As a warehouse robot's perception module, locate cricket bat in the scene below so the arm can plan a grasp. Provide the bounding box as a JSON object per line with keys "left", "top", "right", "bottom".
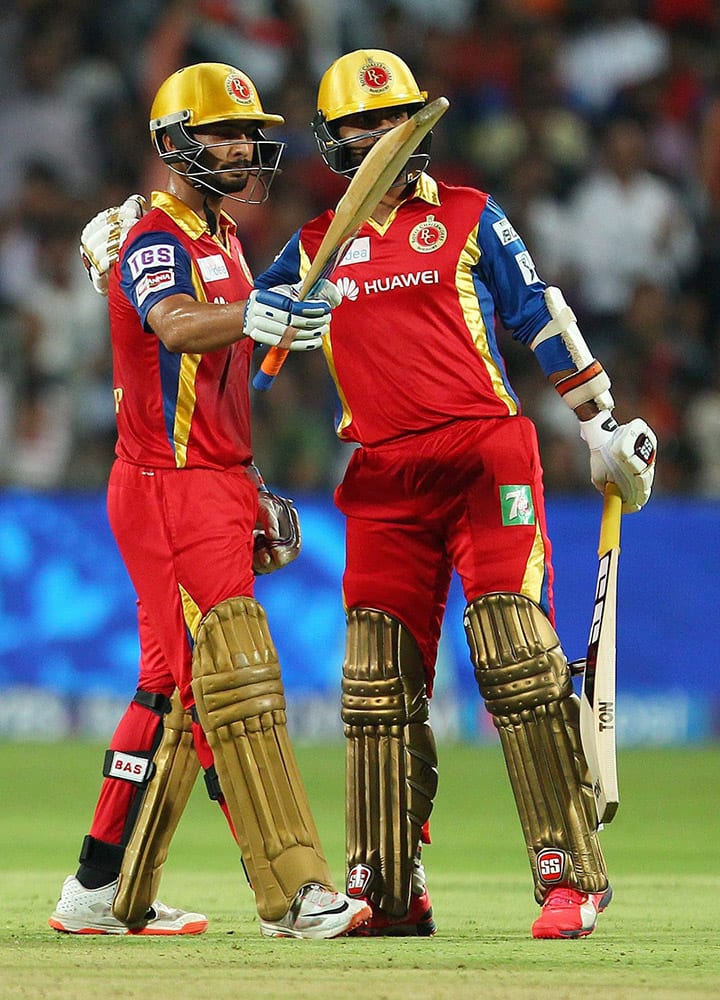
{"left": 580, "top": 482, "right": 623, "bottom": 826}
{"left": 253, "top": 95, "right": 450, "bottom": 391}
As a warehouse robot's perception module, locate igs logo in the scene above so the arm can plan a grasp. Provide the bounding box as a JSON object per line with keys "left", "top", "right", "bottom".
{"left": 537, "top": 848, "right": 567, "bottom": 885}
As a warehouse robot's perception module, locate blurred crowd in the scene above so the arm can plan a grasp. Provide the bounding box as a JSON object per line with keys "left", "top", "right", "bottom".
{"left": 1, "top": 0, "right": 720, "bottom": 498}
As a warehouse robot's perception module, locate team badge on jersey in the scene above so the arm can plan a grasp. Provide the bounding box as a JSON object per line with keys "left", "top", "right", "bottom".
{"left": 358, "top": 57, "right": 393, "bottom": 95}
{"left": 409, "top": 214, "right": 447, "bottom": 253}
{"left": 499, "top": 485, "right": 535, "bottom": 525}
{"left": 225, "top": 70, "right": 254, "bottom": 105}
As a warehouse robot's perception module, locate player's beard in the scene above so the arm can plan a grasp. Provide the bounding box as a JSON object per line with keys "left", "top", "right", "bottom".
{"left": 193, "top": 148, "right": 252, "bottom": 194}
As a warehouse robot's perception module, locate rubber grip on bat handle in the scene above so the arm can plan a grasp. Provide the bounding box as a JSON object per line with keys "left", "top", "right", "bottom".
{"left": 253, "top": 346, "right": 288, "bottom": 391}
{"left": 599, "top": 482, "right": 622, "bottom": 554}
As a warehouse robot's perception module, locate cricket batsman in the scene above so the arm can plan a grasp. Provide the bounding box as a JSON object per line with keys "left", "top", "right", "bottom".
{"left": 48, "top": 61, "right": 370, "bottom": 939}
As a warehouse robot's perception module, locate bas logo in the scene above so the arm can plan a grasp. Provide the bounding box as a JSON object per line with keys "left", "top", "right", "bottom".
{"left": 103, "top": 750, "right": 154, "bottom": 785}
{"left": 499, "top": 485, "right": 535, "bottom": 525}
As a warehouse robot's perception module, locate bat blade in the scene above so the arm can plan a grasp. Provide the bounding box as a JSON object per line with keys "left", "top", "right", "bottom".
{"left": 253, "top": 96, "right": 450, "bottom": 391}
{"left": 580, "top": 483, "right": 622, "bottom": 826}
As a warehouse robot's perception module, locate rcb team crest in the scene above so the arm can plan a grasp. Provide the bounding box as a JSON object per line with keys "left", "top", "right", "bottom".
{"left": 409, "top": 215, "right": 447, "bottom": 253}
{"left": 358, "top": 58, "right": 393, "bottom": 96}
{"left": 225, "top": 71, "right": 254, "bottom": 105}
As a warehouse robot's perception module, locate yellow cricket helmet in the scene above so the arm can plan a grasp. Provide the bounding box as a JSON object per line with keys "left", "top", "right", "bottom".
{"left": 313, "top": 50, "right": 429, "bottom": 177}
{"left": 317, "top": 50, "right": 427, "bottom": 124}
{"left": 149, "top": 63, "right": 286, "bottom": 204}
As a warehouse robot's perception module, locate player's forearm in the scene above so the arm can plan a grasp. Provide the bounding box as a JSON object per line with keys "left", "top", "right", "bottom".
{"left": 148, "top": 294, "right": 248, "bottom": 353}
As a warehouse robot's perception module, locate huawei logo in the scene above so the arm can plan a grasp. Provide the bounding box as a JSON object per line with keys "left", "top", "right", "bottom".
{"left": 335, "top": 276, "right": 359, "bottom": 300}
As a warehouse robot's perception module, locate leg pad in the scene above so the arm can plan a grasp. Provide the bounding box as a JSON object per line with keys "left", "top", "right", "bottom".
{"left": 465, "top": 593, "right": 608, "bottom": 900}
{"left": 192, "top": 596, "right": 332, "bottom": 920}
{"left": 342, "top": 608, "right": 438, "bottom": 917}
{"left": 113, "top": 691, "right": 200, "bottom": 926}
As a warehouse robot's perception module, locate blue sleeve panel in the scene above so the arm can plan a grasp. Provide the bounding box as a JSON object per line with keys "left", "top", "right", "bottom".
{"left": 475, "top": 196, "right": 575, "bottom": 376}
{"left": 119, "top": 232, "right": 195, "bottom": 328}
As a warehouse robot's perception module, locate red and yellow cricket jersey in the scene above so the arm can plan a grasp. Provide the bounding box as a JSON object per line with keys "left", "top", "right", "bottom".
{"left": 258, "top": 174, "right": 564, "bottom": 448}
{"left": 257, "top": 174, "right": 565, "bottom": 666}
{"left": 108, "top": 191, "right": 255, "bottom": 468}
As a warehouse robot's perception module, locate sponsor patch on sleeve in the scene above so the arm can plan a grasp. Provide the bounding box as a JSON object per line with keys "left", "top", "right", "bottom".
{"left": 492, "top": 217, "right": 520, "bottom": 245}
{"left": 514, "top": 250, "right": 540, "bottom": 285}
{"left": 127, "top": 243, "right": 176, "bottom": 279}
{"left": 135, "top": 269, "right": 175, "bottom": 306}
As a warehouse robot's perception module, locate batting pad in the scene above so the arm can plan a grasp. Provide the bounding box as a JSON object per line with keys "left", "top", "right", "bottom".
{"left": 342, "top": 608, "right": 438, "bottom": 917}
{"left": 465, "top": 593, "right": 608, "bottom": 901}
{"left": 192, "top": 596, "right": 332, "bottom": 920}
{"left": 113, "top": 691, "right": 200, "bottom": 926}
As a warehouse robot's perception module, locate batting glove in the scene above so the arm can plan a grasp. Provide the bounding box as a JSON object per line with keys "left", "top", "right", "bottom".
{"left": 79, "top": 194, "right": 146, "bottom": 294}
{"left": 580, "top": 412, "right": 657, "bottom": 513}
{"left": 247, "top": 465, "right": 301, "bottom": 573}
{"left": 243, "top": 280, "right": 341, "bottom": 350}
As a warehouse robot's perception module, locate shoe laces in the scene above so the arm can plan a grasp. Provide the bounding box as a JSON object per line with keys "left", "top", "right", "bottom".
{"left": 544, "top": 886, "right": 586, "bottom": 907}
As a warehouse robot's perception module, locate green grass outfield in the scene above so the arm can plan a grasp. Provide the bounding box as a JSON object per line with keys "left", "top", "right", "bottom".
{"left": 1, "top": 741, "right": 718, "bottom": 999}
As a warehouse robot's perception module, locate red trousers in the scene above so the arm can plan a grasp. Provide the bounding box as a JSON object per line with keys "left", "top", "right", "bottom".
{"left": 89, "top": 459, "right": 257, "bottom": 845}
{"left": 336, "top": 416, "right": 555, "bottom": 691}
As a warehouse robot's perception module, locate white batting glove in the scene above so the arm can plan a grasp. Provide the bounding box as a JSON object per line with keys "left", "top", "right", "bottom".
{"left": 247, "top": 465, "right": 301, "bottom": 573}
{"left": 580, "top": 412, "right": 657, "bottom": 513}
{"left": 79, "top": 194, "right": 146, "bottom": 294}
{"left": 304, "top": 278, "right": 342, "bottom": 308}
{"left": 243, "top": 280, "right": 341, "bottom": 350}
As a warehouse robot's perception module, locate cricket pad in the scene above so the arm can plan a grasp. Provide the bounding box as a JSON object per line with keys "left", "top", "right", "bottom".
{"left": 192, "top": 596, "right": 332, "bottom": 920}
{"left": 342, "top": 608, "right": 438, "bottom": 917}
{"left": 113, "top": 691, "right": 200, "bottom": 926}
{"left": 464, "top": 592, "right": 608, "bottom": 901}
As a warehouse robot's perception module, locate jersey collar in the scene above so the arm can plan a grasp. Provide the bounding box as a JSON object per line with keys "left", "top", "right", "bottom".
{"left": 151, "top": 191, "right": 238, "bottom": 241}
{"left": 412, "top": 172, "right": 441, "bottom": 206}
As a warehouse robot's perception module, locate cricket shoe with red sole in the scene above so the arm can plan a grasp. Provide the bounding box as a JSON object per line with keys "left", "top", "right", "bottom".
{"left": 349, "top": 889, "right": 437, "bottom": 937}
{"left": 49, "top": 876, "right": 208, "bottom": 935}
{"left": 531, "top": 884, "right": 613, "bottom": 939}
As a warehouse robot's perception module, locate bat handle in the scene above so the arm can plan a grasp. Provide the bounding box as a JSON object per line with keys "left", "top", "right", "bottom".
{"left": 253, "top": 346, "right": 288, "bottom": 391}
{"left": 599, "top": 483, "right": 622, "bottom": 555}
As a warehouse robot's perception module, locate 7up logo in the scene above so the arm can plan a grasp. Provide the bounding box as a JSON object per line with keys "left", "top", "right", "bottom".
{"left": 500, "top": 485, "right": 535, "bottom": 526}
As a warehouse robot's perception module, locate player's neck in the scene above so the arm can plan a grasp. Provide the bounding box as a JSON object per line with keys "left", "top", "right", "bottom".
{"left": 371, "top": 181, "right": 413, "bottom": 225}
{"left": 165, "top": 173, "right": 223, "bottom": 221}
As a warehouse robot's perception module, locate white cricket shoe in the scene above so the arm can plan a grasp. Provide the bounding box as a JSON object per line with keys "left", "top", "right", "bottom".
{"left": 259, "top": 883, "right": 371, "bottom": 939}
{"left": 48, "top": 875, "right": 208, "bottom": 935}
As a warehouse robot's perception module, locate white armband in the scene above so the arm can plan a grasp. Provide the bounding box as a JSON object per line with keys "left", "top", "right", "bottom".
{"left": 531, "top": 287, "right": 615, "bottom": 412}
